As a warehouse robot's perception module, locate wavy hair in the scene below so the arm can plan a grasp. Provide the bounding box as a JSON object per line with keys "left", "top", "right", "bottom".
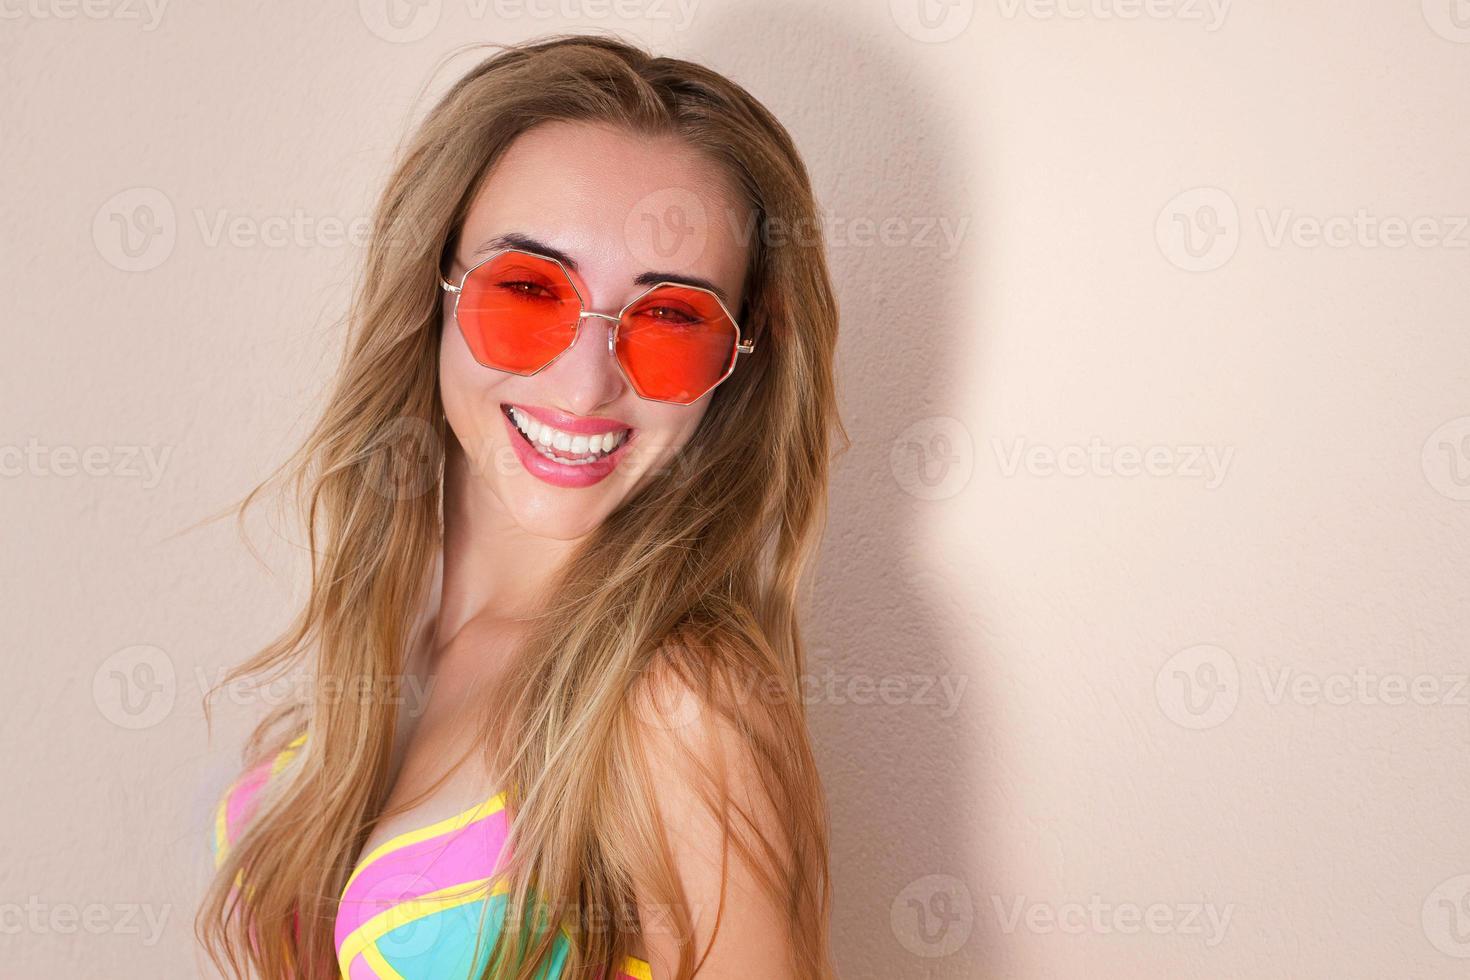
{"left": 194, "top": 32, "right": 847, "bottom": 980}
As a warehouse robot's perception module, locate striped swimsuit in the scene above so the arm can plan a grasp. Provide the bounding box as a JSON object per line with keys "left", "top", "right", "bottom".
{"left": 212, "top": 734, "right": 652, "bottom": 979}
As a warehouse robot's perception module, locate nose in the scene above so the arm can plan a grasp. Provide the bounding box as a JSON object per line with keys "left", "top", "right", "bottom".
{"left": 541, "top": 309, "right": 625, "bottom": 413}
{"left": 577, "top": 311, "right": 621, "bottom": 357}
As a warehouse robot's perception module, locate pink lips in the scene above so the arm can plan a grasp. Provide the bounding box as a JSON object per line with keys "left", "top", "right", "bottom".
{"left": 502, "top": 403, "right": 635, "bottom": 489}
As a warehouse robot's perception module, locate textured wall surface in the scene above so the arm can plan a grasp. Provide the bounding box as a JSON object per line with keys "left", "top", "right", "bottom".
{"left": 3, "top": 2, "right": 1469, "bottom": 977}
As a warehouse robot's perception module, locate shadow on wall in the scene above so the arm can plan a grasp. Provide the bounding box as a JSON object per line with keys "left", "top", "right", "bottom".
{"left": 684, "top": 7, "right": 987, "bottom": 978}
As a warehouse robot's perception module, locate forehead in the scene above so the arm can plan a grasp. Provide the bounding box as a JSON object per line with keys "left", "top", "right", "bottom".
{"left": 459, "top": 120, "right": 752, "bottom": 295}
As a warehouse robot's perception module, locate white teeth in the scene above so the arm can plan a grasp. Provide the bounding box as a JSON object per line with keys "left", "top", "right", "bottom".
{"left": 508, "top": 407, "right": 630, "bottom": 464}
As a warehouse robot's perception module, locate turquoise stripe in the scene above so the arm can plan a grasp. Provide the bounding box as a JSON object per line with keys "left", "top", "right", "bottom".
{"left": 373, "top": 893, "right": 572, "bottom": 980}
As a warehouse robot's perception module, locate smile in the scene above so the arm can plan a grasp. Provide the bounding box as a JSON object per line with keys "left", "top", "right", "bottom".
{"left": 503, "top": 405, "right": 632, "bottom": 465}
{"left": 498, "top": 403, "right": 638, "bottom": 490}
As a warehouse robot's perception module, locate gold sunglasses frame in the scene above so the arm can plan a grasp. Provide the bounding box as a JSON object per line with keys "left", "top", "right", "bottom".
{"left": 439, "top": 247, "right": 755, "bottom": 406}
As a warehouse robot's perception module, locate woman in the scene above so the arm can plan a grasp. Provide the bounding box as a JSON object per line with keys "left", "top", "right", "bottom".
{"left": 195, "top": 33, "right": 846, "bottom": 980}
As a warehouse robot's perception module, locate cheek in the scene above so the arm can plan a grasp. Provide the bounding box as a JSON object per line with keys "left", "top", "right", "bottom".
{"left": 642, "top": 402, "right": 710, "bottom": 468}
{"left": 438, "top": 314, "right": 505, "bottom": 443}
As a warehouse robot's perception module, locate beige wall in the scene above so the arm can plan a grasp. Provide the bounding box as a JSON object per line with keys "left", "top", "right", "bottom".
{"left": 4, "top": 1, "right": 1469, "bottom": 977}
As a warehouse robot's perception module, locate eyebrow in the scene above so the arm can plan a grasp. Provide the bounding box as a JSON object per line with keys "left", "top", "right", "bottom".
{"left": 471, "top": 232, "right": 733, "bottom": 305}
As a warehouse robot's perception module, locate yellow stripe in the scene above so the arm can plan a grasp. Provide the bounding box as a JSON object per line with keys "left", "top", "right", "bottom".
{"left": 359, "top": 942, "right": 409, "bottom": 980}
{"left": 271, "top": 744, "right": 302, "bottom": 775}
{"left": 245, "top": 732, "right": 651, "bottom": 979}
{"left": 212, "top": 794, "right": 230, "bottom": 868}
{"left": 213, "top": 739, "right": 302, "bottom": 872}
{"left": 337, "top": 877, "right": 507, "bottom": 971}
{"left": 551, "top": 923, "right": 652, "bottom": 980}
{"left": 343, "top": 883, "right": 654, "bottom": 979}
{"left": 620, "top": 954, "right": 654, "bottom": 980}
{"left": 341, "top": 792, "right": 507, "bottom": 897}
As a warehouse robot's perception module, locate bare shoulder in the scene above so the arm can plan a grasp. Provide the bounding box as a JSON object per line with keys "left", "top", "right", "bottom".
{"left": 627, "top": 639, "right": 798, "bottom": 793}
{"left": 625, "top": 641, "right": 816, "bottom": 979}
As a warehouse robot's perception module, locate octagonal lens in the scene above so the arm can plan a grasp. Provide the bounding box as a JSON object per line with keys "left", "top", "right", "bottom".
{"left": 456, "top": 251, "right": 581, "bottom": 374}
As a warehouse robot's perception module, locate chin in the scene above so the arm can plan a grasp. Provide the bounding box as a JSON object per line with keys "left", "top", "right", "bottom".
{"left": 500, "top": 485, "right": 616, "bottom": 541}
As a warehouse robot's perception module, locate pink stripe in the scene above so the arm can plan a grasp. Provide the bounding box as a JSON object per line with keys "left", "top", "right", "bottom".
{"left": 218, "top": 740, "right": 653, "bottom": 980}
{"left": 334, "top": 808, "right": 510, "bottom": 948}
{"left": 223, "top": 758, "right": 277, "bottom": 847}
{"left": 346, "top": 950, "right": 378, "bottom": 980}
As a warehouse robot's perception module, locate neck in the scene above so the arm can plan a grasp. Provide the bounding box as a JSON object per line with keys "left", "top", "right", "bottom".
{"left": 434, "top": 440, "right": 580, "bottom": 649}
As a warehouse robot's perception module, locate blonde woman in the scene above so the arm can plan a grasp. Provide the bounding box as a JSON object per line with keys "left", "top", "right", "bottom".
{"left": 196, "top": 33, "right": 846, "bottom": 980}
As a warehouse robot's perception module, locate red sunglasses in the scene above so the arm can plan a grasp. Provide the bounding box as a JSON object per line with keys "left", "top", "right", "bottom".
{"left": 440, "top": 248, "right": 754, "bottom": 406}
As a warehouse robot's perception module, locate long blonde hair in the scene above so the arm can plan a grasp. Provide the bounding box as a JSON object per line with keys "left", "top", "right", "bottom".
{"left": 195, "top": 32, "right": 847, "bottom": 980}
